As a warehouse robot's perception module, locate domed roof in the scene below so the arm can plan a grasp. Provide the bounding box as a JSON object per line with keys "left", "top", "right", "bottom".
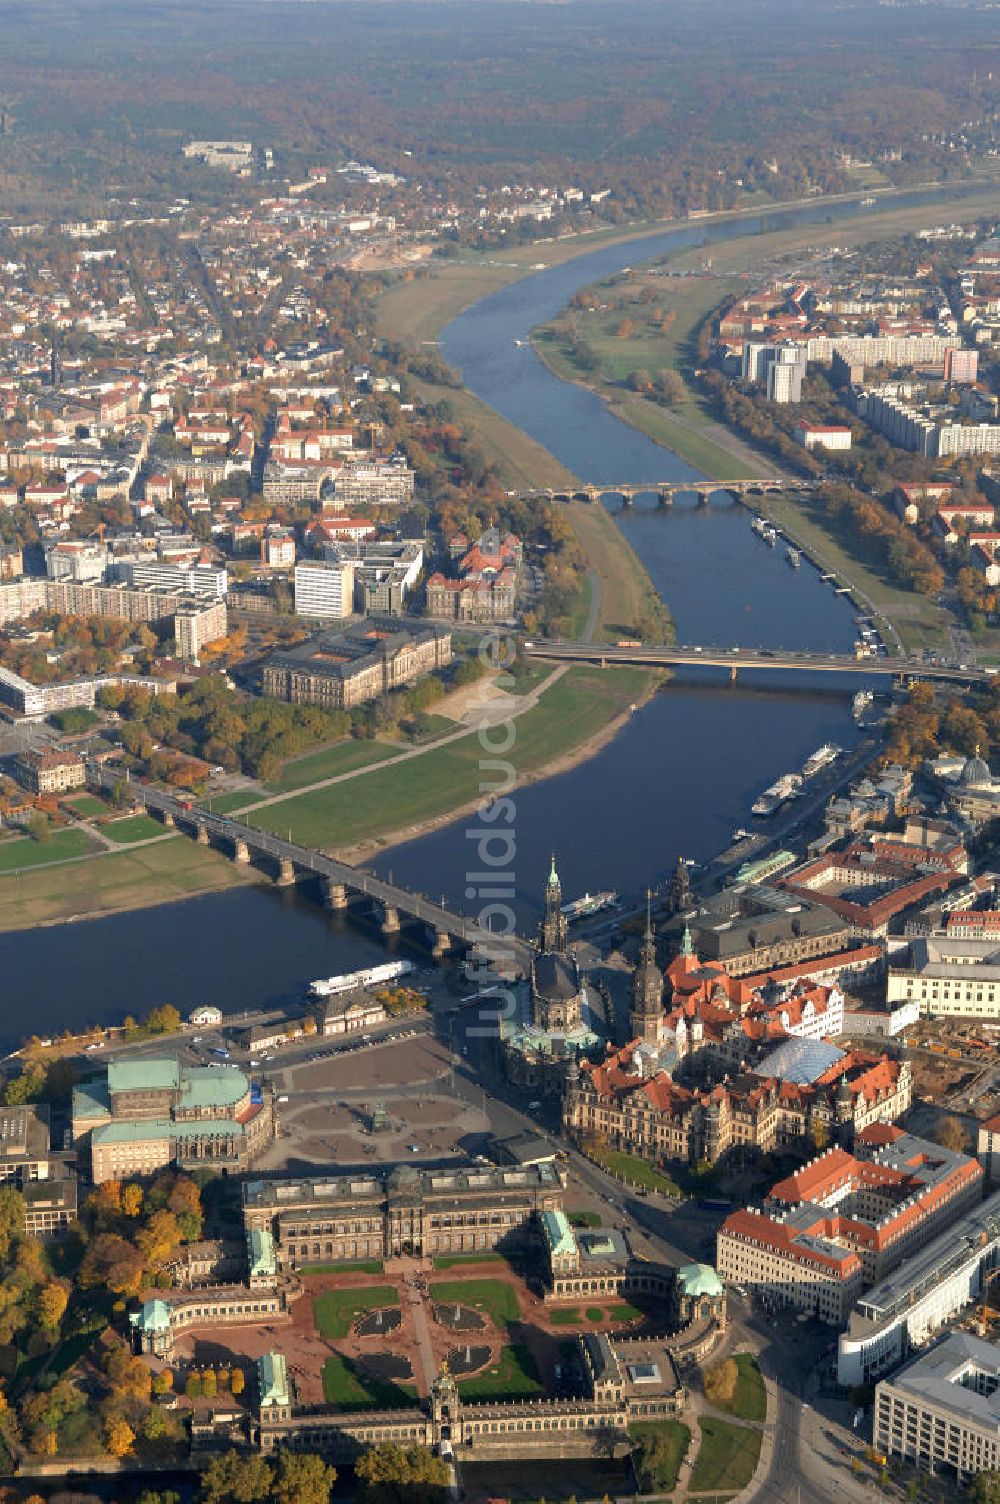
{"left": 960, "top": 750, "right": 992, "bottom": 787}
{"left": 677, "top": 1262, "right": 724, "bottom": 1299}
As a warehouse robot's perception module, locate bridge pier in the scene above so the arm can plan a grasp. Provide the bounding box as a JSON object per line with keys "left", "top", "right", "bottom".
{"left": 161, "top": 811, "right": 175, "bottom": 829}
{"left": 195, "top": 823, "right": 209, "bottom": 846}
{"left": 322, "top": 879, "right": 349, "bottom": 912}
{"left": 657, "top": 491, "right": 673, "bottom": 508}
{"left": 620, "top": 494, "right": 633, "bottom": 509}
{"left": 380, "top": 904, "right": 401, "bottom": 936}
{"left": 697, "top": 489, "right": 712, "bottom": 508}
{"left": 233, "top": 838, "right": 250, "bottom": 865}
{"left": 275, "top": 858, "right": 296, "bottom": 887}
{"left": 729, "top": 664, "right": 738, "bottom": 682}
{"left": 430, "top": 927, "right": 452, "bottom": 958}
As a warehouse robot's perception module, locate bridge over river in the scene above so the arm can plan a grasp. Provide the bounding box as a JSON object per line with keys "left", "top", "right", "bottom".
{"left": 86, "top": 765, "right": 529, "bottom": 974}
{"left": 512, "top": 477, "right": 813, "bottom": 507}
{"left": 524, "top": 639, "right": 991, "bottom": 685}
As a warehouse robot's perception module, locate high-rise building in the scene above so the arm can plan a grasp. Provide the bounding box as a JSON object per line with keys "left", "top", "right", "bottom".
{"left": 293, "top": 559, "right": 354, "bottom": 619}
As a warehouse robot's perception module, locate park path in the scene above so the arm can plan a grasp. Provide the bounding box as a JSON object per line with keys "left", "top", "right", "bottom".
{"left": 582, "top": 568, "right": 602, "bottom": 642}
{"left": 398, "top": 1261, "right": 439, "bottom": 1391}
{"left": 223, "top": 664, "right": 571, "bottom": 817}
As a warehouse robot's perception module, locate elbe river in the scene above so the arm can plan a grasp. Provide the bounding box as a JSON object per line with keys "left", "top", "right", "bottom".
{"left": 0, "top": 186, "right": 977, "bottom": 1043}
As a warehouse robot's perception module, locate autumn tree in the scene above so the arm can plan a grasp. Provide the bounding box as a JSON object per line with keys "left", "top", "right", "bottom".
{"left": 936, "top": 1115, "right": 968, "bottom": 1154}
{"left": 199, "top": 1449, "right": 275, "bottom": 1504}
{"left": 36, "top": 1283, "right": 68, "bottom": 1332}
{"left": 355, "top": 1443, "right": 451, "bottom": 1504}
{"left": 104, "top": 1416, "right": 135, "bottom": 1459}
{"left": 272, "top": 1452, "right": 337, "bottom": 1504}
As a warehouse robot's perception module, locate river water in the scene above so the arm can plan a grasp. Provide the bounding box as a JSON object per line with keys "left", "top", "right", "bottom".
{"left": 1, "top": 186, "right": 976, "bottom": 1042}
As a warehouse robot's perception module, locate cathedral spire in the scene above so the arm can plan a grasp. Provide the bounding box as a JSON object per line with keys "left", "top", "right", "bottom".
{"left": 631, "top": 889, "right": 664, "bottom": 1042}
{"left": 680, "top": 922, "right": 694, "bottom": 957}
{"left": 538, "top": 855, "right": 568, "bottom": 955}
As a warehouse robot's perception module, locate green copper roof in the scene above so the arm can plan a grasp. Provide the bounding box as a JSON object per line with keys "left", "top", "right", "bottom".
{"left": 541, "top": 1208, "right": 578, "bottom": 1261}
{"left": 92, "top": 1118, "right": 246, "bottom": 1145}
{"left": 680, "top": 924, "right": 694, "bottom": 957}
{"left": 108, "top": 1059, "right": 180, "bottom": 1094}
{"left": 129, "top": 1298, "right": 172, "bottom": 1333}
{"left": 248, "top": 1226, "right": 277, "bottom": 1278}
{"left": 258, "top": 1351, "right": 289, "bottom": 1407}
{"left": 677, "top": 1262, "right": 724, "bottom": 1298}
{"left": 178, "top": 1066, "right": 249, "bottom": 1110}
{"left": 548, "top": 853, "right": 559, "bottom": 887}
{"left": 72, "top": 1079, "right": 111, "bottom": 1121}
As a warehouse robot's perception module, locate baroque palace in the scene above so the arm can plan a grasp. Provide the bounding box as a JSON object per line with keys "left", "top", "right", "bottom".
{"left": 561, "top": 911, "right": 911, "bottom": 1169}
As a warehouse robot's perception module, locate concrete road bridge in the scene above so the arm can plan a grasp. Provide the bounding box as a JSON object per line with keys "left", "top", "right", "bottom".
{"left": 524, "top": 638, "right": 991, "bottom": 685}
{"left": 86, "top": 765, "right": 529, "bottom": 973}
{"left": 514, "top": 477, "right": 813, "bottom": 507}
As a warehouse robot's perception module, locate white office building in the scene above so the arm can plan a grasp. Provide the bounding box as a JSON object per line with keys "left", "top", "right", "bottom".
{"left": 888, "top": 936, "right": 1000, "bottom": 1018}
{"left": 838, "top": 1189, "right": 1000, "bottom": 1387}
{"left": 123, "top": 561, "right": 228, "bottom": 599}
{"left": 294, "top": 560, "right": 355, "bottom": 620}
{"left": 875, "top": 1332, "right": 1000, "bottom": 1479}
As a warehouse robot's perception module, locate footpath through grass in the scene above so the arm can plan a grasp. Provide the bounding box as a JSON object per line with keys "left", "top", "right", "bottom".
{"left": 689, "top": 1417, "right": 763, "bottom": 1493}
{"left": 0, "top": 836, "right": 254, "bottom": 933}
{"left": 312, "top": 1286, "right": 398, "bottom": 1340}
{"left": 630, "top": 1419, "right": 692, "bottom": 1493}
{"left": 248, "top": 667, "right": 655, "bottom": 850}
{"left": 268, "top": 739, "right": 397, "bottom": 793}
{"left": 0, "top": 829, "right": 98, "bottom": 872}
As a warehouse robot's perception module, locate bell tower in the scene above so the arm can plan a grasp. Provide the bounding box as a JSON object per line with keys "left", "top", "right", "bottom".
{"left": 630, "top": 893, "right": 664, "bottom": 1045}
{"left": 538, "top": 853, "right": 569, "bottom": 955}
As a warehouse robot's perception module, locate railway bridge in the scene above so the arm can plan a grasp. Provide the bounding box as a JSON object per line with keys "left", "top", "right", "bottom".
{"left": 86, "top": 765, "right": 529, "bottom": 973}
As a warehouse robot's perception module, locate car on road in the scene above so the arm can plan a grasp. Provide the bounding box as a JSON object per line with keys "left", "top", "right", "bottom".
{"left": 528, "top": 1100, "right": 542, "bottom": 1110}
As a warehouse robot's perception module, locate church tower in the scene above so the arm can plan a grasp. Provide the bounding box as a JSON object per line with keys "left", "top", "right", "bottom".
{"left": 630, "top": 894, "right": 664, "bottom": 1045}
{"left": 667, "top": 856, "right": 692, "bottom": 915}
{"left": 538, "top": 853, "right": 569, "bottom": 955}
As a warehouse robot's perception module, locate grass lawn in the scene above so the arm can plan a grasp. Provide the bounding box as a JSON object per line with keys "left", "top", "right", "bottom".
{"left": 689, "top": 1418, "right": 763, "bottom": 1494}
{"left": 0, "top": 835, "right": 255, "bottom": 933}
{"left": 0, "top": 828, "right": 98, "bottom": 872}
{"left": 710, "top": 1353, "right": 767, "bottom": 1423}
{"left": 549, "top": 1308, "right": 584, "bottom": 1326}
{"left": 101, "top": 814, "right": 166, "bottom": 844}
{"left": 300, "top": 1259, "right": 384, "bottom": 1276}
{"left": 565, "top": 500, "right": 674, "bottom": 643}
{"left": 248, "top": 667, "right": 655, "bottom": 850}
{"left": 568, "top": 1210, "right": 602, "bottom": 1228}
{"left": 431, "top": 1253, "right": 505, "bottom": 1270}
{"left": 589, "top": 1145, "right": 682, "bottom": 1198}
{"left": 269, "top": 739, "right": 397, "bottom": 793}
{"left": 629, "top": 1419, "right": 692, "bottom": 1493}
{"left": 496, "top": 659, "right": 552, "bottom": 696}
{"left": 62, "top": 794, "right": 108, "bottom": 819}
{"left": 456, "top": 1343, "right": 543, "bottom": 1401}
{"left": 428, "top": 1278, "right": 520, "bottom": 1328}
{"left": 203, "top": 791, "right": 262, "bottom": 814}
{"left": 312, "top": 1285, "right": 398, "bottom": 1341}
{"left": 761, "top": 490, "right": 948, "bottom": 654}
{"left": 608, "top": 1303, "right": 645, "bottom": 1322}
{"left": 321, "top": 1352, "right": 416, "bottom": 1411}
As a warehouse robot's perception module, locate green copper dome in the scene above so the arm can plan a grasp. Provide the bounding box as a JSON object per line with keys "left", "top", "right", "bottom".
{"left": 677, "top": 1262, "right": 724, "bottom": 1299}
